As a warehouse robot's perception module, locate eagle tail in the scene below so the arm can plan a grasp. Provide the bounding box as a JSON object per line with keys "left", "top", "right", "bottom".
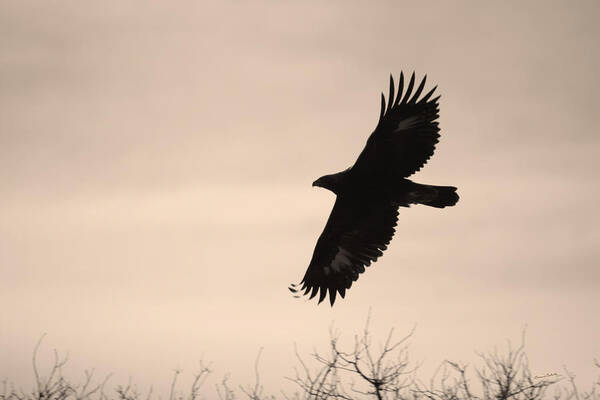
{"left": 412, "top": 184, "right": 459, "bottom": 208}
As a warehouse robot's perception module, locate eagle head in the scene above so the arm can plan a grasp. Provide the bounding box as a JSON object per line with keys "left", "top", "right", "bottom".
{"left": 312, "top": 172, "right": 345, "bottom": 194}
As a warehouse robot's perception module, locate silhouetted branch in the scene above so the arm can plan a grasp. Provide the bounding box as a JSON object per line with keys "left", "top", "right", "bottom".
{"left": 216, "top": 374, "right": 235, "bottom": 400}
{"left": 286, "top": 315, "right": 415, "bottom": 400}
{"left": 2, "top": 326, "right": 599, "bottom": 400}
{"left": 239, "top": 348, "right": 277, "bottom": 400}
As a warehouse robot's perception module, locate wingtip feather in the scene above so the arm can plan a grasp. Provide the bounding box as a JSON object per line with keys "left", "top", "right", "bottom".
{"left": 393, "top": 72, "right": 404, "bottom": 108}
{"left": 318, "top": 286, "right": 327, "bottom": 304}
{"left": 409, "top": 75, "right": 427, "bottom": 103}
{"left": 419, "top": 85, "right": 437, "bottom": 104}
{"left": 401, "top": 72, "right": 416, "bottom": 104}
{"left": 387, "top": 75, "right": 395, "bottom": 112}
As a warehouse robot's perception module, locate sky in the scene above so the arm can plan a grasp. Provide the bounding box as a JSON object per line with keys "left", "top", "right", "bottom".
{"left": 1, "top": 0, "right": 599, "bottom": 396}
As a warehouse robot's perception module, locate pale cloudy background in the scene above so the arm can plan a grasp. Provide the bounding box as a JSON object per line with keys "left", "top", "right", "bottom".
{"left": 1, "top": 0, "right": 599, "bottom": 396}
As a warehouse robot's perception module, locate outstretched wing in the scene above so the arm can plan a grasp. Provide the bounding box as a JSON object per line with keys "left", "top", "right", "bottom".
{"left": 289, "top": 196, "right": 399, "bottom": 306}
{"left": 352, "top": 72, "right": 441, "bottom": 179}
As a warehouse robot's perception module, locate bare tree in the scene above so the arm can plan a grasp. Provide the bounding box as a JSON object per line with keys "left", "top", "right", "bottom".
{"left": 286, "top": 319, "right": 580, "bottom": 400}
{"left": 413, "top": 332, "right": 560, "bottom": 400}
{"left": 551, "top": 360, "right": 600, "bottom": 400}
{"left": 287, "top": 315, "right": 415, "bottom": 400}
{"left": 2, "top": 325, "right": 599, "bottom": 400}
{"left": 1, "top": 334, "right": 110, "bottom": 400}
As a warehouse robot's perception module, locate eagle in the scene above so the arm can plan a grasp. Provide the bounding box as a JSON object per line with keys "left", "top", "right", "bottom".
{"left": 289, "top": 72, "right": 459, "bottom": 306}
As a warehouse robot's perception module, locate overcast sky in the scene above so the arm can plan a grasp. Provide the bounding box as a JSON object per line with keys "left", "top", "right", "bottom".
{"left": 1, "top": 0, "right": 599, "bottom": 396}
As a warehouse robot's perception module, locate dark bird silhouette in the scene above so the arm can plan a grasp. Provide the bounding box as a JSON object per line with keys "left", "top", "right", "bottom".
{"left": 289, "top": 72, "right": 459, "bottom": 306}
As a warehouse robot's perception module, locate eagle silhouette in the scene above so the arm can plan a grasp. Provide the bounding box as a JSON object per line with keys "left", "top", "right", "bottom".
{"left": 289, "top": 72, "right": 459, "bottom": 306}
